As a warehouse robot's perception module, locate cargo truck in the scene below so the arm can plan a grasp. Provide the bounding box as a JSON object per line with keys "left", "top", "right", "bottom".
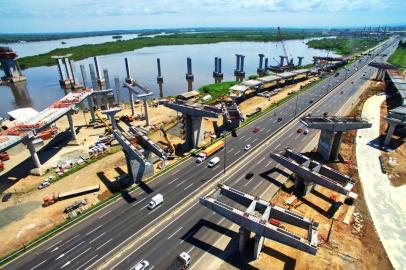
{"left": 167, "top": 252, "right": 191, "bottom": 270}
{"left": 196, "top": 140, "right": 224, "bottom": 163}
{"left": 43, "top": 184, "right": 100, "bottom": 207}
{"left": 148, "top": 193, "right": 164, "bottom": 209}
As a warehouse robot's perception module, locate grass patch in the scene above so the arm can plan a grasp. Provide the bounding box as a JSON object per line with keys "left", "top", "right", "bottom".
{"left": 18, "top": 31, "right": 325, "bottom": 69}
{"left": 198, "top": 81, "right": 238, "bottom": 102}
{"left": 388, "top": 41, "right": 406, "bottom": 69}
{"left": 307, "top": 37, "right": 381, "bottom": 56}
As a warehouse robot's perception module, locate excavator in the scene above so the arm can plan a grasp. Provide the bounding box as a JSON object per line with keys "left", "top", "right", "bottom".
{"left": 159, "top": 125, "right": 175, "bottom": 154}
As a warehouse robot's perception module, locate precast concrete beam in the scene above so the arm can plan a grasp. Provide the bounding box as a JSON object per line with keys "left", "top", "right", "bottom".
{"left": 129, "top": 127, "right": 167, "bottom": 159}
{"left": 163, "top": 102, "right": 219, "bottom": 118}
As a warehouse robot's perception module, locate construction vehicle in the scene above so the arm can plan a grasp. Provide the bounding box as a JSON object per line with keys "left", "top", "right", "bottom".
{"left": 42, "top": 184, "right": 100, "bottom": 207}
{"left": 160, "top": 126, "right": 175, "bottom": 154}
{"left": 196, "top": 140, "right": 224, "bottom": 162}
{"left": 120, "top": 115, "right": 134, "bottom": 123}
{"left": 0, "top": 152, "right": 9, "bottom": 161}
{"left": 167, "top": 252, "right": 191, "bottom": 270}
{"left": 95, "top": 111, "right": 112, "bottom": 132}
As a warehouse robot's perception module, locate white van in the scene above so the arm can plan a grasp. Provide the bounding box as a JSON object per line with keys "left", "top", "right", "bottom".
{"left": 148, "top": 193, "right": 164, "bottom": 210}
{"left": 208, "top": 157, "right": 220, "bottom": 168}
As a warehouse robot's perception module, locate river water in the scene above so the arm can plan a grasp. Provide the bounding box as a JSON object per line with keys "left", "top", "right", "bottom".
{"left": 0, "top": 38, "right": 339, "bottom": 117}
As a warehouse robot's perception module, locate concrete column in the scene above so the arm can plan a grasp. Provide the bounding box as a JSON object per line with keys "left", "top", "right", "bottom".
{"left": 109, "top": 115, "right": 117, "bottom": 129}
{"left": 264, "top": 57, "right": 268, "bottom": 70}
{"left": 63, "top": 57, "right": 72, "bottom": 80}
{"left": 384, "top": 123, "right": 397, "bottom": 146}
{"left": 94, "top": 56, "right": 102, "bottom": 80}
{"left": 56, "top": 58, "right": 66, "bottom": 81}
{"left": 186, "top": 57, "right": 194, "bottom": 92}
{"left": 69, "top": 59, "right": 78, "bottom": 87}
{"left": 114, "top": 77, "right": 121, "bottom": 105}
{"left": 157, "top": 58, "right": 164, "bottom": 98}
{"left": 67, "top": 112, "right": 78, "bottom": 143}
{"left": 103, "top": 69, "right": 110, "bottom": 89}
{"left": 143, "top": 99, "right": 149, "bottom": 126}
{"left": 80, "top": 65, "right": 88, "bottom": 88}
{"left": 295, "top": 177, "right": 305, "bottom": 196}
{"left": 191, "top": 116, "right": 204, "bottom": 147}
{"left": 87, "top": 97, "right": 96, "bottom": 122}
{"left": 330, "top": 132, "right": 343, "bottom": 160}
{"left": 303, "top": 180, "right": 315, "bottom": 196}
{"left": 239, "top": 227, "right": 250, "bottom": 253}
{"left": 125, "top": 57, "right": 132, "bottom": 82}
{"left": 253, "top": 234, "right": 264, "bottom": 259}
{"left": 298, "top": 56, "right": 304, "bottom": 67}
{"left": 279, "top": 56, "right": 284, "bottom": 66}
{"left": 129, "top": 90, "right": 135, "bottom": 116}
{"left": 27, "top": 139, "right": 41, "bottom": 170}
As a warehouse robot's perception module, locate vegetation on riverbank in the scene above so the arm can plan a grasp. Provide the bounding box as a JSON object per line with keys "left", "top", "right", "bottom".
{"left": 388, "top": 40, "right": 406, "bottom": 69}
{"left": 18, "top": 31, "right": 325, "bottom": 69}
{"left": 198, "top": 81, "right": 238, "bottom": 102}
{"left": 306, "top": 37, "right": 381, "bottom": 56}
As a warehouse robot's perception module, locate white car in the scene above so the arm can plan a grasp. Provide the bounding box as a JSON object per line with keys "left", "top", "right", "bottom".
{"left": 131, "top": 259, "right": 150, "bottom": 270}
{"left": 244, "top": 144, "right": 251, "bottom": 151}
{"left": 38, "top": 181, "right": 50, "bottom": 189}
{"left": 303, "top": 128, "right": 309, "bottom": 135}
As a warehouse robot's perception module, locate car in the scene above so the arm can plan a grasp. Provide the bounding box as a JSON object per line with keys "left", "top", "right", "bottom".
{"left": 245, "top": 172, "right": 254, "bottom": 179}
{"left": 323, "top": 112, "right": 328, "bottom": 117}
{"left": 304, "top": 128, "right": 309, "bottom": 135}
{"left": 309, "top": 99, "right": 314, "bottom": 104}
{"left": 253, "top": 127, "right": 260, "bottom": 133}
{"left": 277, "top": 117, "right": 282, "bottom": 122}
{"left": 244, "top": 144, "right": 251, "bottom": 151}
{"left": 297, "top": 128, "right": 303, "bottom": 133}
{"left": 131, "top": 259, "right": 150, "bottom": 270}
{"left": 38, "top": 181, "right": 50, "bottom": 189}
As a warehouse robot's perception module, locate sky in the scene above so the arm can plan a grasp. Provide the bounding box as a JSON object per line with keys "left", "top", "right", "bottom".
{"left": 1, "top": 0, "right": 405, "bottom": 33}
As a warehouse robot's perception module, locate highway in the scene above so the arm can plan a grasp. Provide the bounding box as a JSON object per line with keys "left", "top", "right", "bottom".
{"left": 1, "top": 38, "right": 397, "bottom": 270}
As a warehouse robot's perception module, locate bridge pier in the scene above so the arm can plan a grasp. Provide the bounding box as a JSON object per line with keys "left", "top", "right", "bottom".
{"left": 295, "top": 177, "right": 315, "bottom": 197}
{"left": 67, "top": 112, "right": 79, "bottom": 145}
{"left": 254, "top": 234, "right": 265, "bottom": 259}
{"left": 384, "top": 121, "right": 399, "bottom": 146}
{"left": 27, "top": 135, "right": 42, "bottom": 175}
{"left": 239, "top": 227, "right": 250, "bottom": 253}
{"left": 157, "top": 58, "right": 164, "bottom": 98}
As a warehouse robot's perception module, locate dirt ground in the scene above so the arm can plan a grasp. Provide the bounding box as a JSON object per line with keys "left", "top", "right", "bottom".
{"left": 239, "top": 78, "right": 319, "bottom": 116}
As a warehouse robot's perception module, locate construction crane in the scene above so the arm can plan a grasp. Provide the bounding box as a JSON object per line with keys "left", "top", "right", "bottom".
{"left": 95, "top": 111, "right": 112, "bottom": 132}
{"left": 277, "top": 27, "right": 291, "bottom": 67}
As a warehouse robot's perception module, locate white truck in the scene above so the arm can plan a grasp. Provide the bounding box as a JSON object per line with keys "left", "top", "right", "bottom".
{"left": 148, "top": 193, "right": 164, "bottom": 210}
{"left": 167, "top": 252, "right": 191, "bottom": 270}
{"left": 208, "top": 157, "right": 220, "bottom": 168}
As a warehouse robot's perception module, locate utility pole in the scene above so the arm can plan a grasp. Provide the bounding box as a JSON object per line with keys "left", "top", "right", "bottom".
{"left": 223, "top": 132, "right": 227, "bottom": 174}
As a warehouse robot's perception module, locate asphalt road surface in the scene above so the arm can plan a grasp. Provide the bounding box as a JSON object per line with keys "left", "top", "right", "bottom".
{"left": 1, "top": 37, "right": 398, "bottom": 270}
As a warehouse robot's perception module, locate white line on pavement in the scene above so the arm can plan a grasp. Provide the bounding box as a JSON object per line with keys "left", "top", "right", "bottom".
{"left": 240, "top": 135, "right": 246, "bottom": 140}
{"left": 168, "top": 177, "right": 180, "bottom": 185}
{"left": 89, "top": 232, "right": 106, "bottom": 244}
{"left": 96, "top": 238, "right": 112, "bottom": 251}
{"left": 45, "top": 240, "right": 62, "bottom": 251}
{"left": 252, "top": 138, "right": 258, "bottom": 143}
{"left": 256, "top": 157, "right": 265, "bottom": 165}
{"left": 172, "top": 169, "right": 180, "bottom": 175}
{"left": 85, "top": 225, "right": 103, "bottom": 236}
{"left": 131, "top": 197, "right": 146, "bottom": 207}
{"left": 98, "top": 210, "right": 112, "bottom": 219}
{"left": 69, "top": 247, "right": 91, "bottom": 263}
{"left": 167, "top": 227, "right": 184, "bottom": 240}
{"left": 176, "top": 179, "right": 186, "bottom": 187}
{"left": 76, "top": 255, "right": 98, "bottom": 270}
{"left": 184, "top": 183, "right": 194, "bottom": 190}
{"left": 265, "top": 161, "right": 272, "bottom": 167}
{"left": 30, "top": 260, "right": 47, "bottom": 270}
{"left": 234, "top": 150, "right": 241, "bottom": 156}
{"left": 244, "top": 177, "right": 255, "bottom": 187}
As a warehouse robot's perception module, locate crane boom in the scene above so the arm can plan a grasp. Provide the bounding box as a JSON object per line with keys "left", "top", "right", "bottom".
{"left": 277, "top": 27, "right": 289, "bottom": 63}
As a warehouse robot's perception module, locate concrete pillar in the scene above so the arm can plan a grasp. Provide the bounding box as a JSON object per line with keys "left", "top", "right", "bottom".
{"left": 298, "top": 56, "right": 304, "bottom": 67}
{"left": 235, "top": 54, "right": 240, "bottom": 73}
{"left": 69, "top": 59, "right": 77, "bottom": 87}
{"left": 125, "top": 57, "right": 132, "bottom": 82}
{"left": 109, "top": 115, "right": 117, "bottom": 129}
{"left": 157, "top": 58, "right": 164, "bottom": 98}
{"left": 317, "top": 130, "right": 335, "bottom": 161}
{"left": 63, "top": 57, "right": 72, "bottom": 80}
{"left": 94, "top": 56, "right": 102, "bottom": 81}
{"left": 67, "top": 112, "right": 78, "bottom": 143}
{"left": 87, "top": 97, "right": 96, "bottom": 122}
{"left": 56, "top": 58, "right": 66, "bottom": 81}
{"left": 279, "top": 56, "right": 284, "bottom": 66}
{"left": 330, "top": 132, "right": 343, "bottom": 160}
{"left": 264, "top": 57, "right": 268, "bottom": 71}
{"left": 218, "top": 58, "right": 222, "bottom": 74}
{"left": 240, "top": 55, "right": 245, "bottom": 73}
{"left": 27, "top": 139, "right": 41, "bottom": 171}
{"left": 253, "top": 234, "right": 264, "bottom": 259}
{"left": 114, "top": 77, "right": 121, "bottom": 105}
{"left": 238, "top": 227, "right": 250, "bottom": 253}
{"left": 191, "top": 116, "right": 204, "bottom": 147}
{"left": 186, "top": 57, "right": 194, "bottom": 92}
{"left": 80, "top": 65, "right": 88, "bottom": 87}
{"left": 143, "top": 99, "right": 149, "bottom": 126}
{"left": 129, "top": 90, "right": 135, "bottom": 116}
{"left": 384, "top": 123, "right": 397, "bottom": 146}
{"left": 103, "top": 69, "right": 110, "bottom": 89}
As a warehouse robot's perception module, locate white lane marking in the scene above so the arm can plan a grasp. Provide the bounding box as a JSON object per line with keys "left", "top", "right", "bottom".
{"left": 172, "top": 169, "right": 180, "bottom": 175}
{"left": 217, "top": 217, "right": 225, "bottom": 225}
{"left": 176, "top": 179, "right": 186, "bottom": 187}
{"left": 98, "top": 210, "right": 112, "bottom": 219}
{"left": 184, "top": 183, "right": 194, "bottom": 190}
{"left": 131, "top": 197, "right": 146, "bottom": 207}
{"left": 76, "top": 255, "right": 98, "bottom": 270}
{"left": 275, "top": 143, "right": 281, "bottom": 149}
{"left": 253, "top": 181, "right": 263, "bottom": 191}
{"left": 167, "top": 227, "right": 184, "bottom": 240}
{"left": 85, "top": 225, "right": 103, "bottom": 236}
{"left": 52, "top": 234, "right": 80, "bottom": 252}
{"left": 245, "top": 136, "right": 251, "bottom": 142}
{"left": 244, "top": 177, "right": 255, "bottom": 187}
{"left": 147, "top": 205, "right": 162, "bottom": 215}
{"left": 56, "top": 241, "right": 85, "bottom": 260}
{"left": 256, "top": 157, "right": 265, "bottom": 165}
{"left": 149, "top": 266, "right": 155, "bottom": 270}
{"left": 240, "top": 135, "right": 246, "bottom": 140}
{"left": 265, "top": 161, "right": 272, "bottom": 167}
{"left": 168, "top": 177, "right": 180, "bottom": 185}
{"left": 252, "top": 138, "right": 258, "bottom": 143}
{"left": 228, "top": 147, "right": 235, "bottom": 153}
{"left": 287, "top": 133, "right": 293, "bottom": 138}
{"left": 30, "top": 260, "right": 47, "bottom": 270}
{"left": 267, "top": 129, "right": 272, "bottom": 133}
{"left": 89, "top": 232, "right": 106, "bottom": 244}
{"left": 65, "top": 247, "right": 91, "bottom": 267}
{"left": 46, "top": 240, "right": 62, "bottom": 251}
{"left": 109, "top": 202, "right": 199, "bottom": 270}
{"left": 96, "top": 238, "right": 112, "bottom": 251}
{"left": 294, "top": 134, "right": 301, "bottom": 140}
{"left": 232, "top": 175, "right": 244, "bottom": 185}
{"left": 234, "top": 150, "right": 241, "bottom": 156}
{"left": 187, "top": 246, "right": 196, "bottom": 254}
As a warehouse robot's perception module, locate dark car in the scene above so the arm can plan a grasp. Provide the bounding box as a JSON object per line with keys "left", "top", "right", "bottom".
{"left": 245, "top": 172, "right": 254, "bottom": 179}
{"left": 277, "top": 117, "right": 282, "bottom": 122}
{"left": 2, "top": 193, "right": 12, "bottom": 202}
